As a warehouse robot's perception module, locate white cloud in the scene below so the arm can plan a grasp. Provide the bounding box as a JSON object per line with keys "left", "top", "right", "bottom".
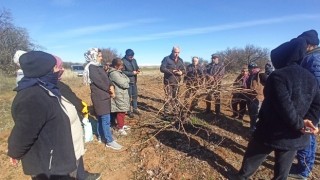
{"left": 51, "top": 18, "right": 162, "bottom": 38}
{"left": 109, "top": 14, "right": 320, "bottom": 43}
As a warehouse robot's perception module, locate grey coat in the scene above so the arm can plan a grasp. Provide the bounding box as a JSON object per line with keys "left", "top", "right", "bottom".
{"left": 108, "top": 68, "right": 130, "bottom": 112}
{"left": 89, "top": 65, "right": 112, "bottom": 116}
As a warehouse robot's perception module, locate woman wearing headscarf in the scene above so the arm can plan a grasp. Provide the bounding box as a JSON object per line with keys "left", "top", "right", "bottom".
{"left": 55, "top": 56, "right": 101, "bottom": 180}
{"left": 83, "top": 48, "right": 122, "bottom": 150}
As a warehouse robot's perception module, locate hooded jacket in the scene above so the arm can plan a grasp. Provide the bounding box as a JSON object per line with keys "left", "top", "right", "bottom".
{"left": 253, "top": 38, "right": 320, "bottom": 150}
{"left": 108, "top": 67, "right": 130, "bottom": 112}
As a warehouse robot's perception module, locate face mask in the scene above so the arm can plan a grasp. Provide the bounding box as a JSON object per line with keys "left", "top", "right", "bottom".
{"left": 46, "top": 71, "right": 59, "bottom": 85}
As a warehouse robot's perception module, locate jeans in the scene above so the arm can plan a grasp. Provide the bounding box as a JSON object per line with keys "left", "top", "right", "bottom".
{"left": 237, "top": 139, "right": 297, "bottom": 180}
{"left": 128, "top": 83, "right": 138, "bottom": 111}
{"left": 97, "top": 114, "right": 113, "bottom": 143}
{"left": 296, "top": 134, "right": 317, "bottom": 177}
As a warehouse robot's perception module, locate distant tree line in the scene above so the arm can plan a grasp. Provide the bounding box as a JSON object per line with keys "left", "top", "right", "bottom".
{"left": 184, "top": 45, "right": 270, "bottom": 73}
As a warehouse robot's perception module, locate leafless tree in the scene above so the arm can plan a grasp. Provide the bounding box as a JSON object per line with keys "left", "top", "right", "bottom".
{"left": 219, "top": 44, "right": 270, "bottom": 73}
{"left": 0, "top": 8, "right": 36, "bottom": 75}
{"left": 101, "top": 48, "right": 120, "bottom": 65}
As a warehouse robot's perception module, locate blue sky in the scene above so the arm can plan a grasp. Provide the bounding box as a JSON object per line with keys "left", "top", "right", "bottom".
{"left": 1, "top": 0, "right": 320, "bottom": 65}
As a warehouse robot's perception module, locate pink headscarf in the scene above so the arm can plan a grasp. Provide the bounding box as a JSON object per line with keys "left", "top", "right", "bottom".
{"left": 54, "top": 55, "right": 64, "bottom": 80}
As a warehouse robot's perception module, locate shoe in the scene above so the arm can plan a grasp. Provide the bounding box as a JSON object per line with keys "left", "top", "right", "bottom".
{"left": 123, "top": 125, "right": 131, "bottom": 130}
{"left": 118, "top": 128, "right": 128, "bottom": 136}
{"left": 127, "top": 112, "right": 134, "bottom": 118}
{"left": 133, "top": 109, "right": 141, "bottom": 115}
{"left": 97, "top": 137, "right": 102, "bottom": 143}
{"left": 288, "top": 173, "right": 307, "bottom": 180}
{"left": 227, "top": 173, "right": 244, "bottom": 180}
{"left": 85, "top": 172, "right": 101, "bottom": 180}
{"left": 106, "top": 141, "right": 123, "bottom": 150}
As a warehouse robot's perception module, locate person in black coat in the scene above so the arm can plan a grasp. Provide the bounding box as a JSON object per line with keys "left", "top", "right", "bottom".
{"left": 205, "top": 54, "right": 225, "bottom": 115}
{"left": 184, "top": 56, "right": 205, "bottom": 111}
{"left": 160, "top": 46, "right": 186, "bottom": 119}
{"left": 7, "top": 51, "right": 77, "bottom": 179}
{"left": 229, "top": 38, "right": 320, "bottom": 180}
{"left": 122, "top": 49, "right": 140, "bottom": 118}
{"left": 83, "top": 48, "right": 123, "bottom": 150}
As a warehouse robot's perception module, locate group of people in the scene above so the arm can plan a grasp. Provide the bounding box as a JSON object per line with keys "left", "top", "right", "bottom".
{"left": 230, "top": 62, "right": 270, "bottom": 132}
{"left": 83, "top": 48, "right": 140, "bottom": 150}
{"left": 7, "top": 48, "right": 142, "bottom": 179}
{"left": 229, "top": 30, "right": 320, "bottom": 180}
{"left": 160, "top": 47, "right": 226, "bottom": 119}
{"left": 159, "top": 30, "right": 320, "bottom": 179}
{"left": 6, "top": 29, "right": 320, "bottom": 179}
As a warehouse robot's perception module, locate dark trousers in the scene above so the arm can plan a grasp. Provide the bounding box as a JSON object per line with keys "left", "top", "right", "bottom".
{"left": 164, "top": 83, "right": 179, "bottom": 114}
{"left": 205, "top": 90, "right": 221, "bottom": 114}
{"left": 231, "top": 93, "right": 246, "bottom": 118}
{"left": 236, "top": 139, "right": 296, "bottom": 180}
{"left": 32, "top": 174, "right": 75, "bottom": 180}
{"left": 128, "top": 83, "right": 138, "bottom": 112}
{"left": 246, "top": 98, "right": 260, "bottom": 131}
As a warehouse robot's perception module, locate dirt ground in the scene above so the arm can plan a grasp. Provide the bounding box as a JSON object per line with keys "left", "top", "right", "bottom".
{"left": 0, "top": 71, "right": 319, "bottom": 180}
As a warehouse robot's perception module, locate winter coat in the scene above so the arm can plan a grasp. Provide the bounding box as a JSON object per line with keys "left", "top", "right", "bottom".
{"left": 245, "top": 70, "right": 266, "bottom": 101}
{"left": 89, "top": 64, "right": 112, "bottom": 116}
{"left": 108, "top": 67, "right": 130, "bottom": 112}
{"left": 253, "top": 38, "right": 320, "bottom": 151}
{"left": 160, "top": 55, "right": 186, "bottom": 85}
{"left": 205, "top": 62, "right": 225, "bottom": 87}
{"left": 184, "top": 64, "right": 205, "bottom": 85}
{"left": 122, "top": 57, "right": 140, "bottom": 84}
{"left": 206, "top": 62, "right": 225, "bottom": 77}
{"left": 8, "top": 85, "right": 76, "bottom": 176}
{"left": 232, "top": 73, "right": 249, "bottom": 96}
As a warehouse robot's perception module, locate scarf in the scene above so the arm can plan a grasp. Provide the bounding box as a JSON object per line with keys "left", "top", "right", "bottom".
{"left": 83, "top": 48, "right": 100, "bottom": 85}
{"left": 15, "top": 71, "right": 61, "bottom": 98}
{"left": 83, "top": 61, "right": 100, "bottom": 85}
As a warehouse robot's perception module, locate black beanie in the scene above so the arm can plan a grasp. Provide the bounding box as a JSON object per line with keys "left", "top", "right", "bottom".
{"left": 297, "top": 29, "right": 319, "bottom": 45}
{"left": 19, "top": 51, "right": 56, "bottom": 78}
{"left": 125, "top": 49, "right": 134, "bottom": 56}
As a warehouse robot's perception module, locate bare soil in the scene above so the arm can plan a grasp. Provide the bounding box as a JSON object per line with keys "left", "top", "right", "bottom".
{"left": 0, "top": 72, "right": 319, "bottom": 180}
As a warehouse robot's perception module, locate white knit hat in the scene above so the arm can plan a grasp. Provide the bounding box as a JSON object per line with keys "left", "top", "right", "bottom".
{"left": 13, "top": 50, "right": 27, "bottom": 65}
